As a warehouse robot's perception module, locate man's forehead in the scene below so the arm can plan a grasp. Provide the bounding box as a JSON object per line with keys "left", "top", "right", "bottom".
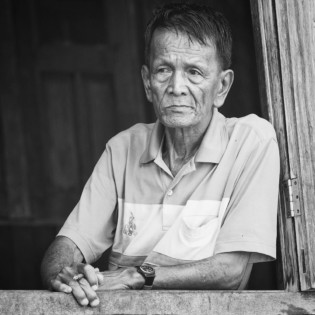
{"left": 151, "top": 28, "right": 215, "bottom": 53}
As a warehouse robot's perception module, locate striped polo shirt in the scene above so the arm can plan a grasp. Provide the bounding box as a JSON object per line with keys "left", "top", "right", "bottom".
{"left": 58, "top": 108, "right": 280, "bottom": 268}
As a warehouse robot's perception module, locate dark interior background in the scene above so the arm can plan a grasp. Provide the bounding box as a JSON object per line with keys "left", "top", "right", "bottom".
{"left": 0, "top": 0, "right": 277, "bottom": 290}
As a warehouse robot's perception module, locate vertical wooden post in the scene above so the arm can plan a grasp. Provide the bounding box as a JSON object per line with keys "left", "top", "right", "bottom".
{"left": 250, "top": 0, "right": 315, "bottom": 291}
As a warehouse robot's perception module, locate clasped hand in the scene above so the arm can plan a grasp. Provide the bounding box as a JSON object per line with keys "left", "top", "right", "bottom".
{"left": 51, "top": 263, "right": 144, "bottom": 307}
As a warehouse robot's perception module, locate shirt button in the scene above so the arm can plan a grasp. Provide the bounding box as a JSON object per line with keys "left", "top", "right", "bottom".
{"left": 167, "top": 190, "right": 173, "bottom": 196}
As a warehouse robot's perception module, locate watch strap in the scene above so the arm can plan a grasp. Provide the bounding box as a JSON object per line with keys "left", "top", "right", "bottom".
{"left": 136, "top": 265, "right": 155, "bottom": 289}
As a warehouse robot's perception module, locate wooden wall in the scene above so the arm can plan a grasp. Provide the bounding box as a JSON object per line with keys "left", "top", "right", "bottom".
{"left": 0, "top": 0, "right": 273, "bottom": 289}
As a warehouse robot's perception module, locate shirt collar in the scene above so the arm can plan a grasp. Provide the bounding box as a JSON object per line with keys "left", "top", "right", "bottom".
{"left": 140, "top": 108, "right": 228, "bottom": 164}
{"left": 195, "top": 108, "right": 228, "bottom": 163}
{"left": 140, "top": 120, "right": 164, "bottom": 164}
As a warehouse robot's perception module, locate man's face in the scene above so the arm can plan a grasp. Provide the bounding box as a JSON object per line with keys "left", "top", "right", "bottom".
{"left": 142, "top": 29, "right": 227, "bottom": 130}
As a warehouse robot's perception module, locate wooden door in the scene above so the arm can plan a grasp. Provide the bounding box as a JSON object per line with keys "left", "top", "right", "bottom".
{"left": 0, "top": 0, "right": 152, "bottom": 288}
{"left": 4, "top": 0, "right": 148, "bottom": 222}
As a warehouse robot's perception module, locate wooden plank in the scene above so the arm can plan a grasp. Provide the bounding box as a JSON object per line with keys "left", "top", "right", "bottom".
{"left": 73, "top": 73, "right": 93, "bottom": 187}
{"left": 40, "top": 73, "right": 80, "bottom": 220}
{"left": 313, "top": 0, "right": 315, "bottom": 66}
{"left": 106, "top": 0, "right": 146, "bottom": 130}
{"left": 38, "top": 45, "right": 114, "bottom": 73}
{"left": 250, "top": 0, "right": 299, "bottom": 291}
{"left": 0, "top": 0, "right": 31, "bottom": 218}
{"left": 83, "top": 74, "right": 117, "bottom": 161}
{"left": 11, "top": 225, "right": 58, "bottom": 289}
{"left": 251, "top": 0, "right": 315, "bottom": 291}
{"left": 1, "top": 290, "right": 315, "bottom": 315}
{"left": 14, "top": 0, "right": 47, "bottom": 219}
{"left": 274, "top": 0, "right": 315, "bottom": 290}
{"left": 73, "top": 73, "right": 118, "bottom": 186}
{"left": 0, "top": 224, "right": 59, "bottom": 290}
{"left": 0, "top": 227, "right": 14, "bottom": 289}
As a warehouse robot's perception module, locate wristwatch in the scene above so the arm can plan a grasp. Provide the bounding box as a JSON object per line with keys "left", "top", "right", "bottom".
{"left": 136, "top": 265, "right": 156, "bottom": 290}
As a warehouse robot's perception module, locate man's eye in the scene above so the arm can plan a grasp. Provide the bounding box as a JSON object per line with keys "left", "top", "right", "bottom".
{"left": 154, "top": 67, "right": 172, "bottom": 81}
{"left": 157, "top": 68, "right": 170, "bottom": 73}
{"left": 189, "top": 69, "right": 201, "bottom": 76}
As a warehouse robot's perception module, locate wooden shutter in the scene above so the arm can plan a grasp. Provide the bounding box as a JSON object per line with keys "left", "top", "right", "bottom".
{"left": 250, "top": 0, "right": 315, "bottom": 291}
{"left": 0, "top": 0, "right": 148, "bottom": 221}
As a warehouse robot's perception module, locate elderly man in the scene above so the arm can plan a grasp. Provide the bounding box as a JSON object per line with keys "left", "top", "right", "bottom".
{"left": 41, "top": 3, "right": 280, "bottom": 307}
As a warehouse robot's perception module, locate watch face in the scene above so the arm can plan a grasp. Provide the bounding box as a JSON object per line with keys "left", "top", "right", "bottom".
{"left": 140, "top": 265, "right": 155, "bottom": 276}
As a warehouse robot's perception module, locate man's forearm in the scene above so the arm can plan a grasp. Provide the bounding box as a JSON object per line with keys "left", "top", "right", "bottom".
{"left": 40, "top": 236, "right": 84, "bottom": 289}
{"left": 152, "top": 252, "right": 250, "bottom": 290}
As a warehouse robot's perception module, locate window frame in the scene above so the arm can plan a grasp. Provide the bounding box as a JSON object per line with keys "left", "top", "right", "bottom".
{"left": 250, "top": 0, "right": 315, "bottom": 291}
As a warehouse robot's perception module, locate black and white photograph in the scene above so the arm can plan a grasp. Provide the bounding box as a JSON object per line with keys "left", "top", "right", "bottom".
{"left": 0, "top": 0, "right": 315, "bottom": 314}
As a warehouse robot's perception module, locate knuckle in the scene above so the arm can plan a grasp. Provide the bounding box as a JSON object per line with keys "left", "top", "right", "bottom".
{"left": 78, "top": 278, "right": 89, "bottom": 287}
{"left": 62, "top": 266, "right": 73, "bottom": 274}
{"left": 68, "top": 280, "right": 79, "bottom": 287}
{"left": 83, "top": 264, "right": 93, "bottom": 273}
{"left": 77, "top": 279, "right": 98, "bottom": 300}
{"left": 71, "top": 286, "right": 87, "bottom": 301}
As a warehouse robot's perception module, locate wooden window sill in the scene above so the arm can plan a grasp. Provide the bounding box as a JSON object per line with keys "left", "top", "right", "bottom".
{"left": 0, "top": 290, "right": 315, "bottom": 314}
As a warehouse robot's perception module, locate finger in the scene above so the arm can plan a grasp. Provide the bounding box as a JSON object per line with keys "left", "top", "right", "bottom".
{"left": 77, "top": 264, "right": 99, "bottom": 289}
{"left": 50, "top": 279, "right": 72, "bottom": 293}
{"left": 96, "top": 272, "right": 104, "bottom": 286}
{"left": 61, "top": 265, "right": 77, "bottom": 277}
{"left": 59, "top": 273, "right": 89, "bottom": 306}
{"left": 91, "top": 267, "right": 104, "bottom": 287}
{"left": 78, "top": 277, "right": 100, "bottom": 307}
{"left": 73, "top": 274, "right": 84, "bottom": 281}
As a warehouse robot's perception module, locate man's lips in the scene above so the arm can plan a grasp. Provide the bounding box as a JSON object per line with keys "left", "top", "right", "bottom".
{"left": 166, "top": 104, "right": 193, "bottom": 108}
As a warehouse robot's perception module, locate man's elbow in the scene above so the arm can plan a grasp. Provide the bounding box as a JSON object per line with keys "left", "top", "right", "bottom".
{"left": 219, "top": 270, "right": 243, "bottom": 290}
{"left": 210, "top": 252, "right": 250, "bottom": 290}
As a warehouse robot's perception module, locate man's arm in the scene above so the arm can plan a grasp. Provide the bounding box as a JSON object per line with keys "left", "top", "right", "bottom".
{"left": 41, "top": 238, "right": 250, "bottom": 307}
{"left": 41, "top": 236, "right": 102, "bottom": 307}
{"left": 97, "top": 251, "right": 250, "bottom": 290}
{"left": 153, "top": 251, "right": 250, "bottom": 289}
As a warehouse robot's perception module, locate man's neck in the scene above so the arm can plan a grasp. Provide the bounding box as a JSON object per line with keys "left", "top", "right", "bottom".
{"left": 162, "top": 119, "right": 210, "bottom": 176}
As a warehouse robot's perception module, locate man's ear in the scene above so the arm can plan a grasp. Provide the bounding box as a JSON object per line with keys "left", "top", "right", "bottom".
{"left": 141, "top": 65, "right": 152, "bottom": 103}
{"left": 214, "top": 69, "right": 234, "bottom": 108}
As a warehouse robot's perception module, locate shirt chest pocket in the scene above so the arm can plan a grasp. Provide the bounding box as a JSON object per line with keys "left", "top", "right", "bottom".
{"left": 181, "top": 200, "right": 221, "bottom": 237}
{"left": 152, "top": 199, "right": 229, "bottom": 261}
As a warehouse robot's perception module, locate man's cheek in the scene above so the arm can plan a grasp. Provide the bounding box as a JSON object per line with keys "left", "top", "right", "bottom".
{"left": 153, "top": 90, "right": 169, "bottom": 107}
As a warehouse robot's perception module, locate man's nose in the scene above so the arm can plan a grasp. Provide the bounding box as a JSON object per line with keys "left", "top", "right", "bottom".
{"left": 167, "top": 71, "right": 188, "bottom": 96}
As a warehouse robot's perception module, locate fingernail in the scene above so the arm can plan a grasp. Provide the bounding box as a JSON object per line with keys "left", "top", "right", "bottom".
{"left": 81, "top": 298, "right": 89, "bottom": 306}
{"left": 98, "top": 273, "right": 104, "bottom": 281}
{"left": 90, "top": 299, "right": 100, "bottom": 307}
{"left": 64, "top": 287, "right": 72, "bottom": 293}
{"left": 92, "top": 285, "right": 98, "bottom": 290}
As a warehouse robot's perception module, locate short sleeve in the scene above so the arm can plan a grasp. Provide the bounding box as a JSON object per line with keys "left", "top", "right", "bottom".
{"left": 57, "top": 144, "right": 117, "bottom": 263}
{"left": 214, "top": 137, "right": 280, "bottom": 263}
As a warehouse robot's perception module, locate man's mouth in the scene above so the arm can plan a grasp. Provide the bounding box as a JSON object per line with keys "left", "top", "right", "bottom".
{"left": 165, "top": 105, "right": 194, "bottom": 114}
{"left": 167, "top": 104, "right": 192, "bottom": 108}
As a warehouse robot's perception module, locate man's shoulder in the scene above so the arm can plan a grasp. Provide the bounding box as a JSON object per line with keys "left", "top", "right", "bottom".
{"left": 107, "top": 122, "right": 155, "bottom": 149}
{"left": 226, "top": 114, "right": 277, "bottom": 142}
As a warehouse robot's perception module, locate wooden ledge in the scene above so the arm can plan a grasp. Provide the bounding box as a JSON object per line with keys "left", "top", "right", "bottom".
{"left": 1, "top": 290, "right": 315, "bottom": 314}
